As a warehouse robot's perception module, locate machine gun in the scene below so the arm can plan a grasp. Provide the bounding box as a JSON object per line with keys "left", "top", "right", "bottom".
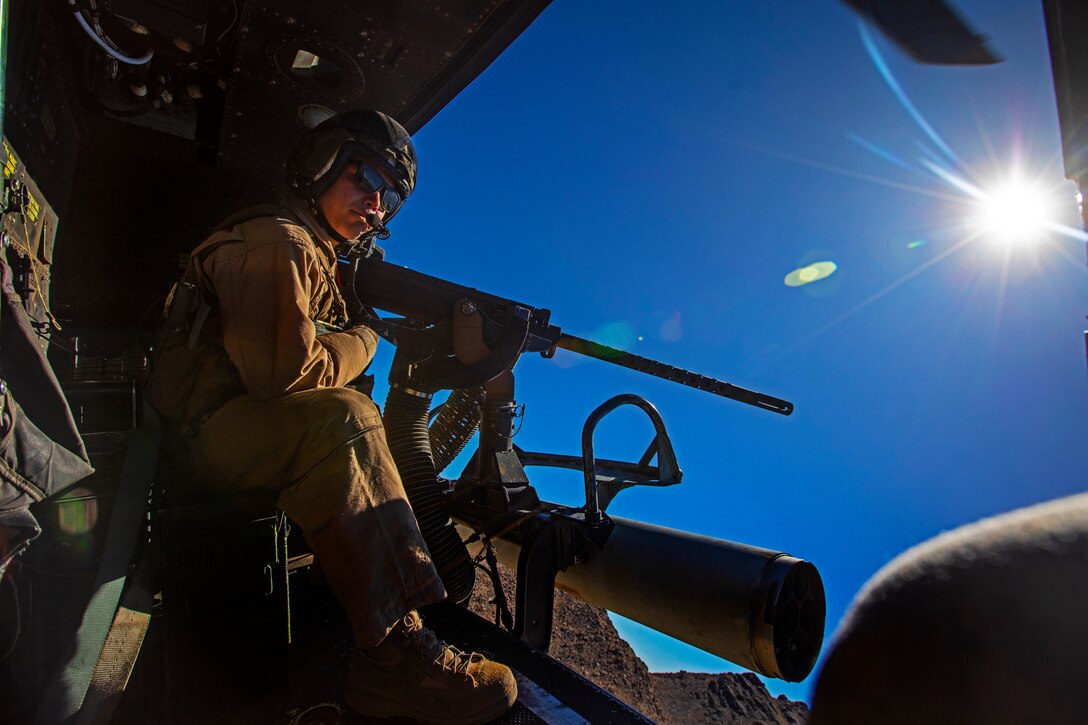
{"left": 346, "top": 249, "right": 825, "bottom": 683}
{"left": 347, "top": 250, "right": 793, "bottom": 416}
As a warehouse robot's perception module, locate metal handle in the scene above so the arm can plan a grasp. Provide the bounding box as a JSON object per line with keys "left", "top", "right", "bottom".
{"left": 581, "top": 394, "right": 680, "bottom": 523}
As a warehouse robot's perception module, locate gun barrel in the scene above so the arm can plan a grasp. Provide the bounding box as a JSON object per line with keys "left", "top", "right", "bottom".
{"left": 464, "top": 515, "right": 825, "bottom": 682}
{"left": 556, "top": 335, "right": 794, "bottom": 415}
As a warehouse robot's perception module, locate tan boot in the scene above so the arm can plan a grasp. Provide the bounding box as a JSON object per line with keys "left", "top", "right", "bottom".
{"left": 345, "top": 611, "right": 518, "bottom": 724}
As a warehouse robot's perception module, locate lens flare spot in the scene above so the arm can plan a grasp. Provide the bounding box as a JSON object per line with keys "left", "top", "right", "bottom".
{"left": 57, "top": 488, "right": 98, "bottom": 535}
{"left": 550, "top": 349, "right": 582, "bottom": 369}
{"left": 785, "top": 261, "right": 837, "bottom": 288}
{"left": 972, "top": 173, "right": 1059, "bottom": 248}
{"left": 593, "top": 320, "right": 637, "bottom": 353}
{"left": 906, "top": 239, "right": 927, "bottom": 249}
{"left": 659, "top": 313, "right": 682, "bottom": 342}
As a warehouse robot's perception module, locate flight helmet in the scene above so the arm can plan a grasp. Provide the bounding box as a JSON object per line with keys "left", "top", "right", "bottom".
{"left": 287, "top": 109, "right": 417, "bottom": 224}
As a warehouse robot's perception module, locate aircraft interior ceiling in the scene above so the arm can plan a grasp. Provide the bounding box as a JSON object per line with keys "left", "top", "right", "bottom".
{"left": 2, "top": 0, "right": 550, "bottom": 332}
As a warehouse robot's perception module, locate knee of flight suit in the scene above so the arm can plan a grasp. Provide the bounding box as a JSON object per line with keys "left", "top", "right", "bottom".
{"left": 269, "top": 388, "right": 406, "bottom": 535}
{"left": 287, "top": 386, "right": 385, "bottom": 441}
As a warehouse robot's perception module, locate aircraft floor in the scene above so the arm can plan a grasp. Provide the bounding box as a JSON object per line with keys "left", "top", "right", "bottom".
{"left": 112, "top": 573, "right": 644, "bottom": 724}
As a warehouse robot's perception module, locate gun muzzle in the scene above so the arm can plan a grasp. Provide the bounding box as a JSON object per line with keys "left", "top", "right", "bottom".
{"left": 466, "top": 516, "right": 825, "bottom": 681}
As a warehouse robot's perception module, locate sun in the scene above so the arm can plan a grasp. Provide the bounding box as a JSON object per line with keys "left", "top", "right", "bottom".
{"left": 971, "top": 173, "right": 1060, "bottom": 248}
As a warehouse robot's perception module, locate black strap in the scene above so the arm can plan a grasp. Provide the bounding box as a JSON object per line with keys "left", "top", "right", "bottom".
{"left": 475, "top": 538, "right": 514, "bottom": 631}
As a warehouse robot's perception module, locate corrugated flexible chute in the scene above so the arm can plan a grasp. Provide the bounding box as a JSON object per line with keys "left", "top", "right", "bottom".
{"left": 383, "top": 386, "right": 475, "bottom": 604}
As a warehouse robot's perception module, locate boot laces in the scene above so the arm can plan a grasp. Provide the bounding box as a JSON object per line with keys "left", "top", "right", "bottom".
{"left": 402, "top": 614, "right": 479, "bottom": 677}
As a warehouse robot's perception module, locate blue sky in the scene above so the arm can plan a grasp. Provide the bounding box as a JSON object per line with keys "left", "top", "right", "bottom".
{"left": 371, "top": 0, "right": 1087, "bottom": 703}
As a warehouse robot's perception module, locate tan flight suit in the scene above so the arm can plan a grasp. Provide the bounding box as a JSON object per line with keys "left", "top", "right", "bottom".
{"left": 179, "top": 198, "right": 446, "bottom": 648}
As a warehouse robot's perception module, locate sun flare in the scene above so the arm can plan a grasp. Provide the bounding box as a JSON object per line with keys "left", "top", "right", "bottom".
{"left": 972, "top": 174, "right": 1059, "bottom": 248}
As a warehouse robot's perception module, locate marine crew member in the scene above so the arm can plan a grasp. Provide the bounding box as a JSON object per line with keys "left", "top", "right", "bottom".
{"left": 146, "top": 109, "right": 517, "bottom": 724}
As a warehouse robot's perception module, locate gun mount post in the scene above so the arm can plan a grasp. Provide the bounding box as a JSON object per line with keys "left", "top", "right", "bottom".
{"left": 514, "top": 519, "right": 570, "bottom": 649}
{"left": 511, "top": 511, "right": 614, "bottom": 650}
{"left": 453, "top": 371, "right": 541, "bottom": 518}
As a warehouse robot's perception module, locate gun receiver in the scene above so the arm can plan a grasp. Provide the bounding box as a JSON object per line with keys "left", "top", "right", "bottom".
{"left": 348, "top": 253, "right": 793, "bottom": 415}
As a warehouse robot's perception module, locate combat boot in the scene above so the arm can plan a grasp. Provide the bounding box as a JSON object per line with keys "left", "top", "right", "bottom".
{"left": 345, "top": 610, "right": 518, "bottom": 724}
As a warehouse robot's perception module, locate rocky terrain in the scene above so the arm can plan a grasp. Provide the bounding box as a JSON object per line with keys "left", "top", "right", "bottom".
{"left": 468, "top": 564, "right": 809, "bottom": 724}
{"left": 652, "top": 672, "right": 809, "bottom": 725}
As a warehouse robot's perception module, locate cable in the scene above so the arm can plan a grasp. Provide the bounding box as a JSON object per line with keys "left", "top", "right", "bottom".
{"left": 216, "top": 0, "right": 239, "bottom": 47}
{"left": 88, "top": 1, "right": 125, "bottom": 54}
{"left": 6, "top": 219, "right": 62, "bottom": 332}
{"left": 29, "top": 323, "right": 77, "bottom": 354}
{"left": 68, "top": 0, "right": 153, "bottom": 65}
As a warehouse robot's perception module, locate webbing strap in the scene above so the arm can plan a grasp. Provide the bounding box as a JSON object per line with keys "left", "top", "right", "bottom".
{"left": 34, "top": 403, "right": 162, "bottom": 725}
{"left": 74, "top": 607, "right": 152, "bottom": 725}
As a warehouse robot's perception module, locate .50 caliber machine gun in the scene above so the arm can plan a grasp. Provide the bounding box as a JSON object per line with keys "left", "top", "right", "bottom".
{"left": 346, "top": 251, "right": 794, "bottom": 416}
{"left": 345, "top": 248, "right": 825, "bottom": 683}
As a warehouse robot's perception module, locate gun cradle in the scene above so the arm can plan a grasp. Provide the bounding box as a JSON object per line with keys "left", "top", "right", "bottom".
{"left": 447, "top": 394, "right": 825, "bottom": 683}
{"left": 353, "top": 253, "right": 823, "bottom": 680}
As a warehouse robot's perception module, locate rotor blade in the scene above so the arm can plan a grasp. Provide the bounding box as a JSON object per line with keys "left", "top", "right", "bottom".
{"left": 842, "top": 0, "right": 1003, "bottom": 65}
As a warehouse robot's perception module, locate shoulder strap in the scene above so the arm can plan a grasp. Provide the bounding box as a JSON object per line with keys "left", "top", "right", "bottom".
{"left": 177, "top": 205, "right": 316, "bottom": 346}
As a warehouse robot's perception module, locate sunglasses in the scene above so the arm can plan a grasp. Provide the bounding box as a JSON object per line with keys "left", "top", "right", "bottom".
{"left": 351, "top": 161, "right": 403, "bottom": 215}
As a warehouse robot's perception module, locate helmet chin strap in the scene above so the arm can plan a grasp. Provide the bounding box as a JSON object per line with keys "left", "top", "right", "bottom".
{"left": 308, "top": 198, "right": 351, "bottom": 244}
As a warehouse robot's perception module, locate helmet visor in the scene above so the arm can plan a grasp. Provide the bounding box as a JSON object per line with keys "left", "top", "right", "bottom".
{"left": 353, "top": 161, "right": 403, "bottom": 216}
